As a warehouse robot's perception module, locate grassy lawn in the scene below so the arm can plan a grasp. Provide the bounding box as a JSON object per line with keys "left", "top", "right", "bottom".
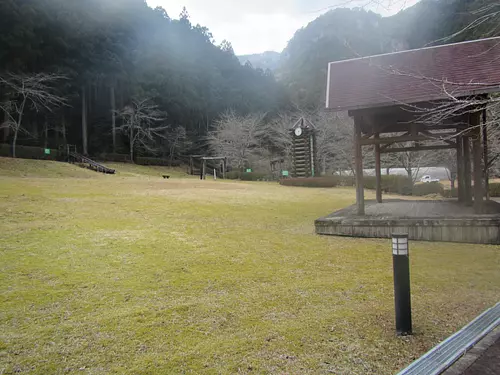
{"left": 0, "top": 158, "right": 499, "bottom": 374}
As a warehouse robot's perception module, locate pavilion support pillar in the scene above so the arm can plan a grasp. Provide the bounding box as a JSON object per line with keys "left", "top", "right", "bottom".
{"left": 482, "top": 109, "right": 489, "bottom": 200}
{"left": 472, "top": 112, "right": 484, "bottom": 213}
{"left": 375, "top": 133, "right": 382, "bottom": 203}
{"left": 463, "top": 135, "right": 473, "bottom": 206}
{"left": 456, "top": 135, "right": 465, "bottom": 202}
{"left": 354, "top": 116, "right": 365, "bottom": 215}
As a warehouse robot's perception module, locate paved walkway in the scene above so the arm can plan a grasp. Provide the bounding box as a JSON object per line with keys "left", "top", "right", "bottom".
{"left": 462, "top": 338, "right": 500, "bottom": 375}
{"left": 443, "top": 326, "right": 500, "bottom": 375}
{"left": 331, "top": 199, "right": 500, "bottom": 218}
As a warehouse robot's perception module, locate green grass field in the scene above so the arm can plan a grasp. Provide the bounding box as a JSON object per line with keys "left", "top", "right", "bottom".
{"left": 0, "top": 158, "right": 499, "bottom": 374}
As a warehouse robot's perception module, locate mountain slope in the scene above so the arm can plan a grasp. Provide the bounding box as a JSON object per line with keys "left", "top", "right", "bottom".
{"left": 238, "top": 51, "right": 281, "bottom": 71}
{"left": 277, "top": 0, "right": 500, "bottom": 109}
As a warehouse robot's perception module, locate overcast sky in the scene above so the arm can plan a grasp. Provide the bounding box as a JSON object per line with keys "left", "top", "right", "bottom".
{"left": 146, "top": 0, "right": 420, "bottom": 55}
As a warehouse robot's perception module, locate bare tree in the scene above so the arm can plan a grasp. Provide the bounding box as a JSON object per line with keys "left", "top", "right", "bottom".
{"left": 0, "top": 73, "right": 67, "bottom": 158}
{"left": 433, "top": 148, "right": 458, "bottom": 189}
{"left": 167, "top": 126, "right": 191, "bottom": 165}
{"left": 207, "top": 111, "right": 266, "bottom": 170}
{"left": 395, "top": 147, "right": 434, "bottom": 185}
{"left": 266, "top": 112, "right": 296, "bottom": 171}
{"left": 322, "top": 111, "right": 377, "bottom": 175}
{"left": 116, "top": 98, "right": 168, "bottom": 162}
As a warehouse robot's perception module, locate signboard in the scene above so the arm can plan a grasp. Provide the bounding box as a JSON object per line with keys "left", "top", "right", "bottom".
{"left": 44, "top": 149, "right": 51, "bottom": 155}
{"left": 282, "top": 170, "right": 289, "bottom": 177}
{"left": 246, "top": 169, "right": 252, "bottom": 173}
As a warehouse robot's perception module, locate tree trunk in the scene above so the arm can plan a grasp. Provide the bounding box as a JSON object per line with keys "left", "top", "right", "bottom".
{"left": 43, "top": 117, "right": 49, "bottom": 149}
{"left": 2, "top": 109, "right": 9, "bottom": 143}
{"left": 88, "top": 84, "right": 93, "bottom": 114}
{"left": 170, "top": 144, "right": 175, "bottom": 165}
{"left": 62, "top": 114, "right": 67, "bottom": 147}
{"left": 82, "top": 86, "right": 88, "bottom": 155}
{"left": 110, "top": 85, "right": 117, "bottom": 153}
{"left": 406, "top": 167, "right": 413, "bottom": 182}
{"left": 12, "top": 126, "right": 18, "bottom": 158}
{"left": 129, "top": 127, "right": 134, "bottom": 163}
{"left": 12, "top": 98, "right": 26, "bottom": 158}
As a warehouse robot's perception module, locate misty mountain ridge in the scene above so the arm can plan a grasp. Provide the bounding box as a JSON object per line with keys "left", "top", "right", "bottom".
{"left": 248, "top": 0, "right": 498, "bottom": 108}
{"left": 238, "top": 51, "right": 281, "bottom": 71}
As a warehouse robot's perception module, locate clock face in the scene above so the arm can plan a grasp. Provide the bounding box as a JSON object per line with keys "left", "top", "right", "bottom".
{"left": 294, "top": 128, "right": 303, "bottom": 137}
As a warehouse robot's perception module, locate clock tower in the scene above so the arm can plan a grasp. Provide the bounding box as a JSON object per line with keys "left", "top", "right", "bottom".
{"left": 290, "top": 118, "right": 317, "bottom": 178}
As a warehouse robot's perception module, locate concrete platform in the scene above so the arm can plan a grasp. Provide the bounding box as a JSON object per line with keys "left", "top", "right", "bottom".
{"left": 315, "top": 200, "right": 500, "bottom": 244}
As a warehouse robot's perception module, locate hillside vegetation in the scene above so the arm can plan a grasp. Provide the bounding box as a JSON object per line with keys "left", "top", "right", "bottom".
{"left": 0, "top": 0, "right": 287, "bottom": 158}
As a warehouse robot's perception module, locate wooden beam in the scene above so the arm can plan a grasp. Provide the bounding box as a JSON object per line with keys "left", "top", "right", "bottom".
{"left": 360, "top": 132, "right": 457, "bottom": 145}
{"left": 463, "top": 135, "right": 472, "bottom": 206}
{"left": 380, "top": 144, "right": 456, "bottom": 154}
{"left": 375, "top": 134, "right": 382, "bottom": 203}
{"left": 472, "top": 113, "right": 483, "bottom": 213}
{"left": 354, "top": 116, "right": 365, "bottom": 215}
{"left": 380, "top": 142, "right": 396, "bottom": 152}
{"left": 373, "top": 123, "right": 467, "bottom": 134}
{"left": 420, "top": 129, "right": 457, "bottom": 146}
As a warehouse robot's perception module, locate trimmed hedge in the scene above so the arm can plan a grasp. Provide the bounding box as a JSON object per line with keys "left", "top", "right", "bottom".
{"left": 412, "top": 182, "right": 444, "bottom": 196}
{"left": 240, "top": 172, "right": 270, "bottom": 181}
{"left": 489, "top": 183, "right": 500, "bottom": 197}
{"left": 280, "top": 175, "right": 412, "bottom": 195}
{"left": 225, "top": 171, "right": 240, "bottom": 180}
{"left": 442, "top": 187, "right": 458, "bottom": 198}
{"left": 226, "top": 171, "right": 270, "bottom": 181}
{"left": 279, "top": 176, "right": 354, "bottom": 188}
{"left": 0, "top": 143, "right": 60, "bottom": 160}
{"left": 364, "top": 175, "right": 413, "bottom": 195}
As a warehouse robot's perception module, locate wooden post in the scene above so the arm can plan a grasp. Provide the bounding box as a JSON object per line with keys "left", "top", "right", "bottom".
{"left": 375, "top": 133, "right": 382, "bottom": 203}
{"left": 463, "top": 135, "right": 472, "bottom": 206}
{"left": 81, "top": 86, "right": 88, "bottom": 156}
{"left": 472, "top": 113, "right": 483, "bottom": 213}
{"left": 482, "top": 109, "right": 489, "bottom": 200}
{"left": 354, "top": 116, "right": 365, "bottom": 215}
{"left": 456, "top": 136, "right": 464, "bottom": 202}
{"left": 223, "top": 158, "right": 227, "bottom": 179}
{"left": 202, "top": 159, "right": 207, "bottom": 180}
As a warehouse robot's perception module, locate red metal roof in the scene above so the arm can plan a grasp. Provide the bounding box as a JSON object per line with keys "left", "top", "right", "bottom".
{"left": 326, "top": 37, "right": 500, "bottom": 112}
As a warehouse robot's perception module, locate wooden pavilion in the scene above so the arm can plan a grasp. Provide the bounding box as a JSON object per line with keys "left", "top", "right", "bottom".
{"left": 325, "top": 37, "right": 500, "bottom": 215}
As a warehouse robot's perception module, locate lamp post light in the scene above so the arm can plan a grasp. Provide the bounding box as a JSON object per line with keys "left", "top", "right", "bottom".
{"left": 392, "top": 233, "right": 412, "bottom": 336}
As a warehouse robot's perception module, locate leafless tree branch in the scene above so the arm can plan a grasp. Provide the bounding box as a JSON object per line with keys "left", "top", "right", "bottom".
{"left": 116, "top": 98, "right": 168, "bottom": 162}
{"left": 0, "top": 72, "right": 67, "bottom": 157}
